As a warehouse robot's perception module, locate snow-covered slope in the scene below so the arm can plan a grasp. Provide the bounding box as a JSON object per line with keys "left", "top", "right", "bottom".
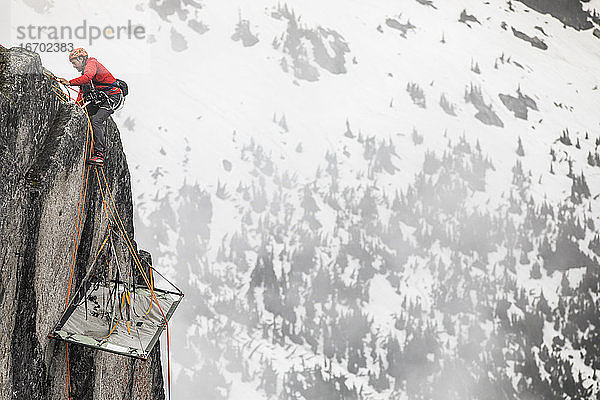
{"left": 4, "top": 0, "right": 600, "bottom": 398}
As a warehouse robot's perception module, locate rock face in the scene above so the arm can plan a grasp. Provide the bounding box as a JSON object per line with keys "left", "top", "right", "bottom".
{"left": 0, "top": 47, "right": 164, "bottom": 400}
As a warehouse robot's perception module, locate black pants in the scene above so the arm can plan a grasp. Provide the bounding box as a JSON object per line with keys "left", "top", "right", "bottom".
{"left": 86, "top": 93, "right": 122, "bottom": 153}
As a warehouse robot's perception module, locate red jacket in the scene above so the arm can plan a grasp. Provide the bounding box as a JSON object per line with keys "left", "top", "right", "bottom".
{"left": 69, "top": 57, "right": 121, "bottom": 103}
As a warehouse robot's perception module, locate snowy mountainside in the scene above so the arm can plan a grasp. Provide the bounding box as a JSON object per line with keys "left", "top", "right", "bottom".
{"left": 5, "top": 0, "right": 600, "bottom": 398}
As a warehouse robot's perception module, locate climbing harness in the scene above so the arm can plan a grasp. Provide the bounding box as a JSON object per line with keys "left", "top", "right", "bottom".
{"left": 43, "top": 68, "right": 126, "bottom": 111}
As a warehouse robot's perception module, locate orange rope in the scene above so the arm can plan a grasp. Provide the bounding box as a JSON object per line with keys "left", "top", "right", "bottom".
{"left": 62, "top": 84, "right": 96, "bottom": 400}
{"left": 126, "top": 290, "right": 132, "bottom": 334}
{"left": 44, "top": 63, "right": 104, "bottom": 400}
{"left": 94, "top": 167, "right": 172, "bottom": 400}
{"left": 103, "top": 290, "right": 131, "bottom": 339}
{"left": 48, "top": 70, "right": 173, "bottom": 398}
{"left": 143, "top": 268, "right": 154, "bottom": 317}
{"left": 94, "top": 168, "right": 119, "bottom": 238}
{"left": 97, "top": 167, "right": 173, "bottom": 400}
{"left": 98, "top": 168, "right": 162, "bottom": 313}
{"left": 64, "top": 166, "right": 89, "bottom": 306}
{"left": 64, "top": 120, "right": 91, "bottom": 308}
{"left": 43, "top": 70, "right": 81, "bottom": 104}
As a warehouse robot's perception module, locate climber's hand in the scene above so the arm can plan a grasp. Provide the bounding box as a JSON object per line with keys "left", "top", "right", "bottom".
{"left": 58, "top": 78, "right": 70, "bottom": 86}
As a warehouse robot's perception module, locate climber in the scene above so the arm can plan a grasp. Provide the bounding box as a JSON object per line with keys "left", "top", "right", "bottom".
{"left": 58, "top": 48, "right": 123, "bottom": 166}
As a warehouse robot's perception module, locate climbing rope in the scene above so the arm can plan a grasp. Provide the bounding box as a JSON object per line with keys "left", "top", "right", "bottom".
{"left": 94, "top": 165, "right": 174, "bottom": 400}
{"left": 72, "top": 83, "right": 174, "bottom": 398}
{"left": 45, "top": 68, "right": 97, "bottom": 400}
{"left": 44, "top": 64, "right": 176, "bottom": 400}
{"left": 103, "top": 289, "right": 132, "bottom": 339}
{"left": 43, "top": 69, "right": 83, "bottom": 106}
{"left": 59, "top": 77, "right": 93, "bottom": 400}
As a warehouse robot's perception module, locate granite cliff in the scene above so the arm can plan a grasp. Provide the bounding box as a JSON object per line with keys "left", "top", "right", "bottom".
{"left": 0, "top": 47, "right": 164, "bottom": 400}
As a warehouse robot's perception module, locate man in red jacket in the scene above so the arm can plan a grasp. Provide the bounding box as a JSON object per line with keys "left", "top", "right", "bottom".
{"left": 59, "top": 48, "right": 123, "bottom": 165}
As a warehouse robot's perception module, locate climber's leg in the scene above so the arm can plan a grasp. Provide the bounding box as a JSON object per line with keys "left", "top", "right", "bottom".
{"left": 90, "top": 106, "right": 113, "bottom": 154}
